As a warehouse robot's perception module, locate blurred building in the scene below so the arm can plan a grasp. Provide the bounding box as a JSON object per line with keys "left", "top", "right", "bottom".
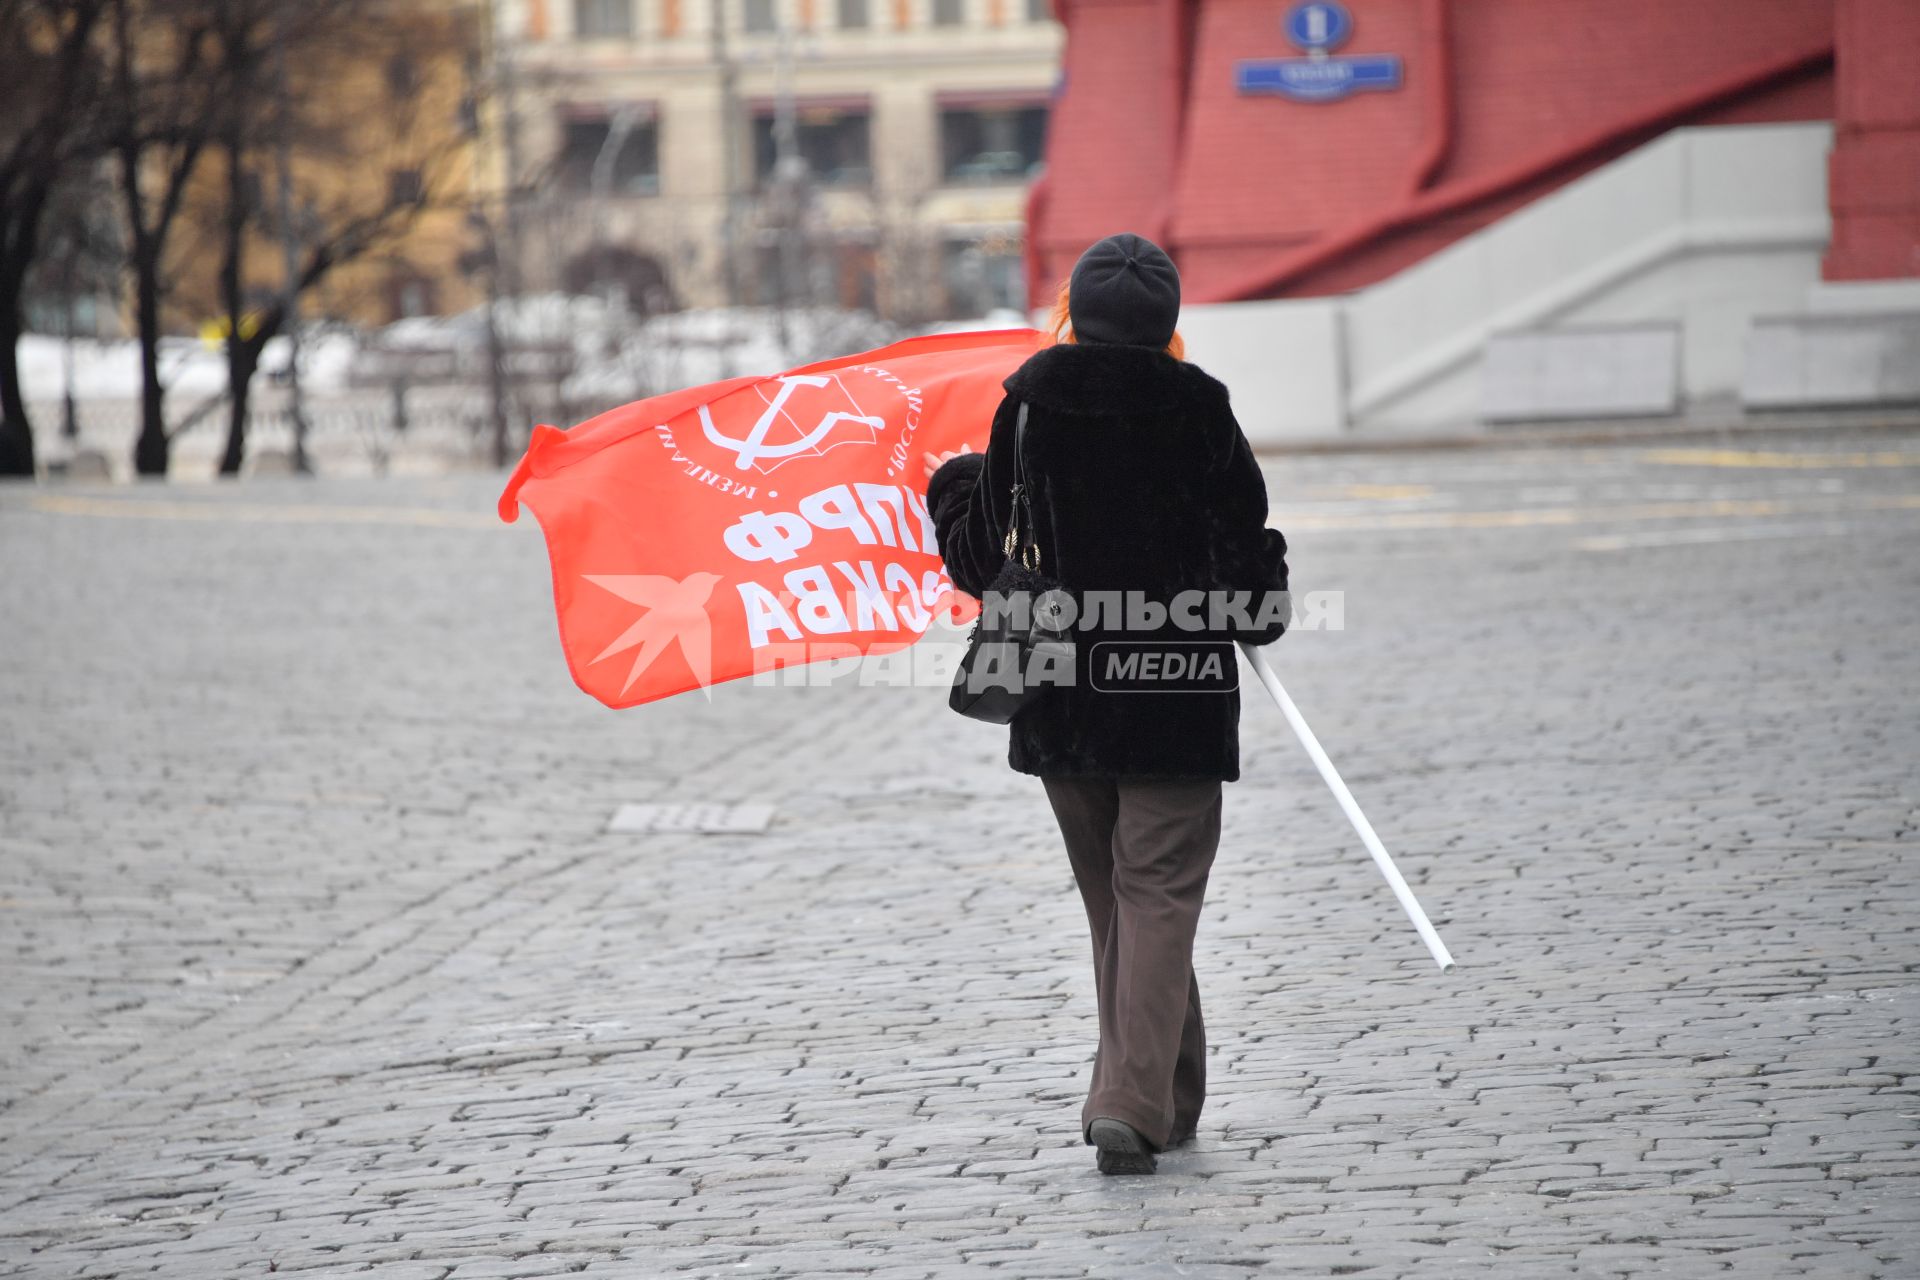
{"left": 496, "top": 0, "right": 1061, "bottom": 322}
{"left": 27, "top": 0, "right": 490, "bottom": 341}
{"left": 156, "top": 0, "right": 488, "bottom": 333}
{"left": 1037, "top": 0, "right": 1920, "bottom": 438}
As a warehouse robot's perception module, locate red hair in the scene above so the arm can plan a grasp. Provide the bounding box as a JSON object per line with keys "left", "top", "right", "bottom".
{"left": 1044, "top": 278, "right": 1186, "bottom": 361}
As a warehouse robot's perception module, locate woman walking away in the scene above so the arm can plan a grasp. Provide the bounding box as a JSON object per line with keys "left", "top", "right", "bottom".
{"left": 924, "top": 233, "right": 1290, "bottom": 1175}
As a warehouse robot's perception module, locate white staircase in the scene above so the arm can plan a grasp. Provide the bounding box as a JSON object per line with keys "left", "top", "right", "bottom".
{"left": 1178, "top": 122, "right": 1840, "bottom": 441}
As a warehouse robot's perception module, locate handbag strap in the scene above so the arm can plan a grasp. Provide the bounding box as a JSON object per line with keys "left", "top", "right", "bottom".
{"left": 1001, "top": 401, "right": 1040, "bottom": 570}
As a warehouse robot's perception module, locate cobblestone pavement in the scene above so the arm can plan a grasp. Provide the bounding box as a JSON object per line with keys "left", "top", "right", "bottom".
{"left": 3, "top": 431, "right": 1917, "bottom": 1279}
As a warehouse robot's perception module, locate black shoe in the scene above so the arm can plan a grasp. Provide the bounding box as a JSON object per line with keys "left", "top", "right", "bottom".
{"left": 1164, "top": 1126, "right": 1195, "bottom": 1148}
{"left": 1088, "top": 1117, "right": 1157, "bottom": 1175}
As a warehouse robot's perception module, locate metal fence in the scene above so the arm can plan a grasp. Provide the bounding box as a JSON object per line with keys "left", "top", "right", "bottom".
{"left": 27, "top": 384, "right": 536, "bottom": 481}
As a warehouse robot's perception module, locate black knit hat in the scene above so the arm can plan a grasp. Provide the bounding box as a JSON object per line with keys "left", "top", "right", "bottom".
{"left": 1067, "top": 232, "right": 1182, "bottom": 349}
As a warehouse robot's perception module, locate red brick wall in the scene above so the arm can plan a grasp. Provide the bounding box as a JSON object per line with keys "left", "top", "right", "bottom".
{"left": 1036, "top": 0, "right": 1841, "bottom": 301}
{"left": 1032, "top": 0, "right": 1191, "bottom": 282}
{"left": 1826, "top": 0, "right": 1920, "bottom": 279}
{"left": 1175, "top": 0, "right": 1427, "bottom": 250}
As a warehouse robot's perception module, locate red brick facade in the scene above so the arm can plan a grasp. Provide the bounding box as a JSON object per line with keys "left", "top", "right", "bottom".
{"left": 1826, "top": 0, "right": 1920, "bottom": 279}
{"left": 1030, "top": 0, "right": 1914, "bottom": 303}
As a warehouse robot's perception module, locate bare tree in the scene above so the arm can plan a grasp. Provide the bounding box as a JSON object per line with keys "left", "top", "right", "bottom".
{"left": 24, "top": 161, "right": 121, "bottom": 444}
{"left": 0, "top": 0, "right": 110, "bottom": 477}
{"left": 204, "top": 0, "right": 475, "bottom": 477}
{"left": 204, "top": 0, "right": 273, "bottom": 476}
{"left": 104, "top": 0, "right": 222, "bottom": 477}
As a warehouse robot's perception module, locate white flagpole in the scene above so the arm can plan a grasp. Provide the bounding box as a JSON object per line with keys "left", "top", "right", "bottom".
{"left": 1239, "top": 643, "right": 1457, "bottom": 972}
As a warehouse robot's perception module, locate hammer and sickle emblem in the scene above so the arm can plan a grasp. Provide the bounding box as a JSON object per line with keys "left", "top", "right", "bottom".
{"left": 699, "top": 374, "right": 886, "bottom": 472}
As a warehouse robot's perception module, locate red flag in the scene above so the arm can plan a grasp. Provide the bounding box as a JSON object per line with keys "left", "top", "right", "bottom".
{"left": 499, "top": 328, "right": 1042, "bottom": 707}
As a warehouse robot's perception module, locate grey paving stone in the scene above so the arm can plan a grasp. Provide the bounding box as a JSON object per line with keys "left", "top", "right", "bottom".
{"left": 3, "top": 435, "right": 1919, "bottom": 1279}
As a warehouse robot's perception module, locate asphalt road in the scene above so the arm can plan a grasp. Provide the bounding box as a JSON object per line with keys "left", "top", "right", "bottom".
{"left": 2, "top": 430, "right": 1917, "bottom": 1278}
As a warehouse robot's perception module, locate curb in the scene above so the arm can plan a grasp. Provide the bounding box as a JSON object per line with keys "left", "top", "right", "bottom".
{"left": 1252, "top": 410, "right": 1920, "bottom": 456}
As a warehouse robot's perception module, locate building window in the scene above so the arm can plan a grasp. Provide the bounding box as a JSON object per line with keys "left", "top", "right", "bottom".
{"left": 837, "top": 241, "right": 877, "bottom": 311}
{"left": 389, "top": 270, "right": 438, "bottom": 321}
{"left": 752, "top": 238, "right": 877, "bottom": 310}
{"left": 942, "top": 235, "right": 1025, "bottom": 317}
{"left": 837, "top": 0, "right": 868, "bottom": 28}
{"left": 385, "top": 52, "right": 420, "bottom": 100}
{"left": 575, "top": 0, "right": 632, "bottom": 37}
{"left": 932, "top": 0, "right": 964, "bottom": 24}
{"left": 744, "top": 0, "right": 777, "bottom": 32}
{"left": 752, "top": 107, "right": 871, "bottom": 187}
{"left": 237, "top": 170, "right": 265, "bottom": 217}
{"left": 561, "top": 247, "right": 677, "bottom": 312}
{"left": 388, "top": 168, "right": 424, "bottom": 205}
{"left": 940, "top": 105, "right": 1046, "bottom": 184}
{"left": 559, "top": 116, "right": 661, "bottom": 195}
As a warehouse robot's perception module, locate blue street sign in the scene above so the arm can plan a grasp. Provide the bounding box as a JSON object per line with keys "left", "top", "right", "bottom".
{"left": 1236, "top": 54, "right": 1403, "bottom": 103}
{"left": 1285, "top": 2, "right": 1352, "bottom": 53}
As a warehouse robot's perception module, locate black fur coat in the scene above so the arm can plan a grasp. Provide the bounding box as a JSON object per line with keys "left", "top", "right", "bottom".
{"left": 928, "top": 341, "right": 1289, "bottom": 781}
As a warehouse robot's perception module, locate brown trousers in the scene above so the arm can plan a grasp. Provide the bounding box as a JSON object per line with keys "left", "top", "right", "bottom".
{"left": 1042, "top": 775, "right": 1223, "bottom": 1150}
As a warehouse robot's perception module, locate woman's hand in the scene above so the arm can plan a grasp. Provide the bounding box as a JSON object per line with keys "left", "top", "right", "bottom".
{"left": 923, "top": 443, "right": 974, "bottom": 481}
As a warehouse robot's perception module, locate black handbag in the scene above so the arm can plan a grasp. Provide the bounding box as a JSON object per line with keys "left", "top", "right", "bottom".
{"left": 949, "top": 402, "right": 1076, "bottom": 724}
